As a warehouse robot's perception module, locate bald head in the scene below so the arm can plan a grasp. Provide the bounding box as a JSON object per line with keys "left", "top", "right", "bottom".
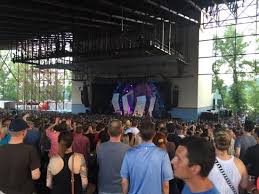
{"left": 108, "top": 120, "right": 123, "bottom": 137}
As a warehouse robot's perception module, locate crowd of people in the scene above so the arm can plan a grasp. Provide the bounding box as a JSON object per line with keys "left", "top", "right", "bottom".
{"left": 0, "top": 110, "right": 258, "bottom": 194}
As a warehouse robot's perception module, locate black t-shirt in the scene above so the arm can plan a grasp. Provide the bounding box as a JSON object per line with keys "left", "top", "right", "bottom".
{"left": 244, "top": 144, "right": 259, "bottom": 177}
{"left": 84, "top": 133, "right": 95, "bottom": 152}
{"left": 167, "top": 133, "right": 182, "bottom": 148}
{"left": 0, "top": 143, "right": 41, "bottom": 194}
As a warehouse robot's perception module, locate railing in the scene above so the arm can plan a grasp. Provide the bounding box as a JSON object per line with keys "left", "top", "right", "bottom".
{"left": 152, "top": 39, "right": 187, "bottom": 64}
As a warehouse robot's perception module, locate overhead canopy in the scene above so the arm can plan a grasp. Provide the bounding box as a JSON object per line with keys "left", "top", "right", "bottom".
{"left": 0, "top": 0, "right": 237, "bottom": 48}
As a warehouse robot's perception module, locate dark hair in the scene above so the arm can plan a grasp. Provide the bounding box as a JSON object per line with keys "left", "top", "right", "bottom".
{"left": 58, "top": 131, "right": 73, "bottom": 157}
{"left": 96, "top": 123, "right": 105, "bottom": 132}
{"left": 83, "top": 124, "right": 89, "bottom": 133}
{"left": 139, "top": 120, "right": 156, "bottom": 141}
{"left": 159, "top": 127, "right": 168, "bottom": 136}
{"left": 180, "top": 136, "right": 215, "bottom": 177}
{"left": 131, "top": 119, "right": 138, "bottom": 127}
{"left": 127, "top": 132, "right": 134, "bottom": 142}
{"left": 255, "top": 126, "right": 259, "bottom": 138}
{"left": 99, "top": 129, "right": 109, "bottom": 143}
{"left": 75, "top": 125, "right": 84, "bottom": 134}
{"left": 201, "top": 128, "right": 208, "bottom": 137}
{"left": 166, "top": 123, "right": 175, "bottom": 134}
{"left": 153, "top": 132, "right": 166, "bottom": 148}
{"left": 108, "top": 120, "right": 122, "bottom": 137}
{"left": 244, "top": 120, "right": 255, "bottom": 132}
{"left": 214, "top": 124, "right": 224, "bottom": 132}
{"left": 54, "top": 121, "right": 68, "bottom": 132}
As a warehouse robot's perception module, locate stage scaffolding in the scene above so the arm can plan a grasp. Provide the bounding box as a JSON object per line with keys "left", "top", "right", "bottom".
{"left": 0, "top": 50, "right": 71, "bottom": 111}
{"left": 199, "top": 0, "right": 259, "bottom": 70}
{"left": 198, "top": 0, "right": 259, "bottom": 107}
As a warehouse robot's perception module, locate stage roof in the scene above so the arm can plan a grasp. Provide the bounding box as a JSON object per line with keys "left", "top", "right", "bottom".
{"left": 0, "top": 0, "right": 237, "bottom": 48}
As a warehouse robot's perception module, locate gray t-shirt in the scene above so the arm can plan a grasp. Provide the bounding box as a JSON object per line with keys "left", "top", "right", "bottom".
{"left": 97, "top": 141, "right": 130, "bottom": 193}
{"left": 234, "top": 135, "right": 257, "bottom": 161}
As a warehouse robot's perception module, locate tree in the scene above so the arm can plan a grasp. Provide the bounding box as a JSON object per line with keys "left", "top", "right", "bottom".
{"left": 0, "top": 51, "right": 72, "bottom": 105}
{"left": 0, "top": 51, "right": 18, "bottom": 100}
{"left": 242, "top": 80, "right": 259, "bottom": 112}
{"left": 212, "top": 62, "right": 227, "bottom": 106}
{"left": 65, "top": 80, "right": 72, "bottom": 100}
{"left": 212, "top": 25, "right": 253, "bottom": 113}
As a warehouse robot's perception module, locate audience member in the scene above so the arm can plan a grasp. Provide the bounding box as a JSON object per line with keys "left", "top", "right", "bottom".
{"left": 0, "top": 110, "right": 258, "bottom": 194}
{"left": 46, "top": 131, "right": 88, "bottom": 194}
{"left": 46, "top": 118, "right": 61, "bottom": 157}
{"left": 24, "top": 120, "right": 41, "bottom": 150}
{"left": 0, "top": 127, "right": 10, "bottom": 145}
{"left": 172, "top": 137, "right": 219, "bottom": 194}
{"left": 244, "top": 126, "right": 259, "bottom": 183}
{"left": 97, "top": 120, "right": 130, "bottom": 194}
{"left": 72, "top": 124, "right": 90, "bottom": 162}
{"left": 125, "top": 119, "right": 139, "bottom": 135}
{"left": 153, "top": 132, "right": 179, "bottom": 194}
{"left": 235, "top": 120, "right": 256, "bottom": 161}
{"left": 0, "top": 118, "right": 41, "bottom": 194}
{"left": 209, "top": 130, "right": 248, "bottom": 193}
{"left": 121, "top": 120, "right": 173, "bottom": 194}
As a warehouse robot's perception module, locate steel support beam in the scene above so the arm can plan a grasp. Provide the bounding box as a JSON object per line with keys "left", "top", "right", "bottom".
{"left": 185, "top": 0, "right": 218, "bottom": 24}
{"left": 0, "top": 13, "right": 102, "bottom": 29}
{"left": 0, "top": 4, "right": 127, "bottom": 27}
{"left": 31, "top": 0, "right": 153, "bottom": 26}
{"left": 0, "top": 51, "right": 18, "bottom": 82}
{"left": 101, "top": 0, "right": 175, "bottom": 24}
{"left": 145, "top": 0, "right": 199, "bottom": 24}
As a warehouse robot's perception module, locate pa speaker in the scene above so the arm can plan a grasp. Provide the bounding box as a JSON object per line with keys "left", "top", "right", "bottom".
{"left": 172, "top": 86, "right": 179, "bottom": 107}
{"left": 81, "top": 85, "right": 89, "bottom": 107}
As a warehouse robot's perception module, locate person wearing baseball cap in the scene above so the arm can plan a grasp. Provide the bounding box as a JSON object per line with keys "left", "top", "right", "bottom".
{"left": 0, "top": 118, "right": 41, "bottom": 194}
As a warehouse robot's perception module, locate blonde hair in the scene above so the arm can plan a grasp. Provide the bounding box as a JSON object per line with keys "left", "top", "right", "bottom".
{"left": 121, "top": 134, "right": 129, "bottom": 145}
{"left": 214, "top": 130, "right": 231, "bottom": 151}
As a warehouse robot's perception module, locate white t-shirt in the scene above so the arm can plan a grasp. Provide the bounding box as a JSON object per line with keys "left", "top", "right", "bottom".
{"left": 125, "top": 127, "right": 140, "bottom": 135}
{"left": 208, "top": 156, "right": 241, "bottom": 194}
{"left": 178, "top": 135, "right": 185, "bottom": 139}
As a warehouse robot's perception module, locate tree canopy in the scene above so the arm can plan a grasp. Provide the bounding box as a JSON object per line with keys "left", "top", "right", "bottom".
{"left": 0, "top": 51, "right": 72, "bottom": 103}
{"left": 212, "top": 25, "right": 258, "bottom": 117}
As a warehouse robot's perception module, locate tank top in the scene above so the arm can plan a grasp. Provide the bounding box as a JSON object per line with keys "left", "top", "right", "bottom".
{"left": 208, "top": 156, "right": 241, "bottom": 194}
{"left": 51, "top": 152, "right": 82, "bottom": 194}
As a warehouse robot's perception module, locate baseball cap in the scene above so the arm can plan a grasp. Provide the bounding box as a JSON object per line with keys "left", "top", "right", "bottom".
{"left": 8, "top": 119, "right": 29, "bottom": 132}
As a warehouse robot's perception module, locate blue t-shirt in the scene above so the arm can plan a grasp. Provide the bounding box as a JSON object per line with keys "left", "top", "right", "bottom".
{"left": 24, "top": 129, "right": 40, "bottom": 148}
{"left": 182, "top": 184, "right": 220, "bottom": 194}
{"left": 120, "top": 143, "right": 173, "bottom": 194}
{"left": 0, "top": 134, "right": 11, "bottom": 145}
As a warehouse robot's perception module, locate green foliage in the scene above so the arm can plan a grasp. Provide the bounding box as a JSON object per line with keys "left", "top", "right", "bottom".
{"left": 65, "top": 80, "right": 72, "bottom": 100}
{"left": 228, "top": 81, "right": 247, "bottom": 113}
{"left": 0, "top": 51, "right": 18, "bottom": 100}
{"left": 0, "top": 51, "right": 72, "bottom": 103}
{"left": 212, "top": 25, "right": 256, "bottom": 114}
{"left": 212, "top": 61, "right": 227, "bottom": 105}
{"left": 242, "top": 80, "right": 259, "bottom": 120}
